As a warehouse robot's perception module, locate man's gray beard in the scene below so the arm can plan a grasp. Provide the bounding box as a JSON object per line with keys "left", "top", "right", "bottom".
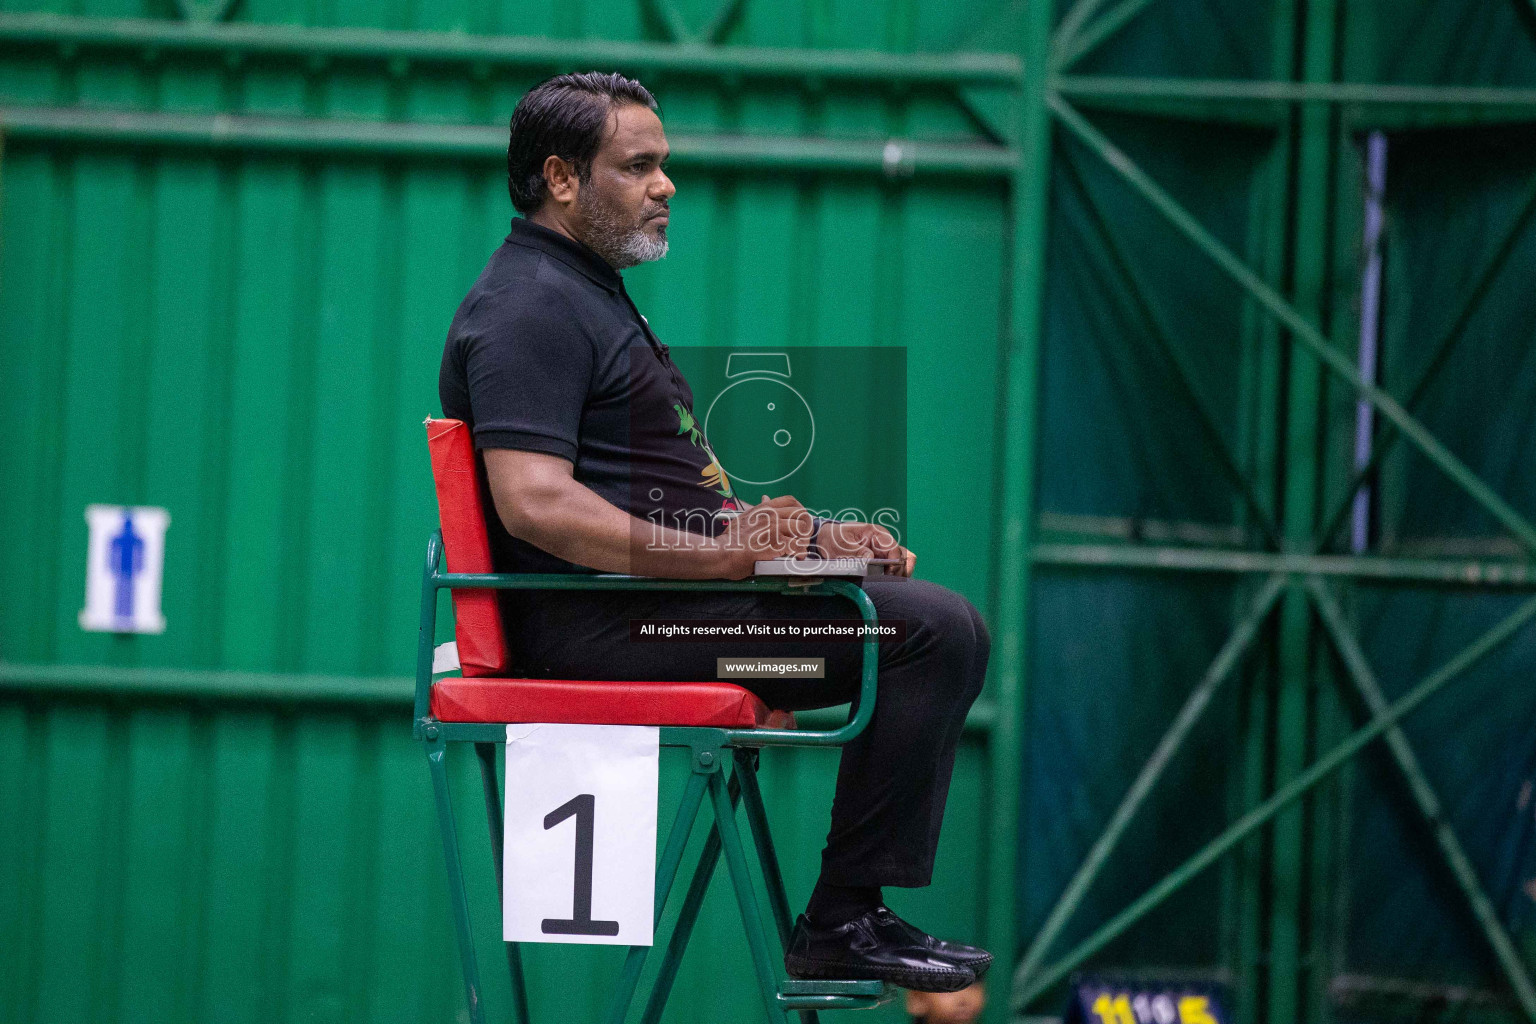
{"left": 576, "top": 186, "right": 668, "bottom": 269}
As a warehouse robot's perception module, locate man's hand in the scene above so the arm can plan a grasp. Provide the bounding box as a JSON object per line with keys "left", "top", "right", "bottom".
{"left": 816, "top": 520, "right": 916, "bottom": 577}
{"left": 715, "top": 494, "right": 814, "bottom": 579}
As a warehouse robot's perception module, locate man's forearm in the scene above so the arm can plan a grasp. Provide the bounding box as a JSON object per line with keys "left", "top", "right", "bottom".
{"left": 501, "top": 476, "right": 728, "bottom": 578}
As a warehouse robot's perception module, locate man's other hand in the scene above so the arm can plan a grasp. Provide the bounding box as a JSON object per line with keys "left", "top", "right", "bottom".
{"left": 818, "top": 521, "right": 916, "bottom": 577}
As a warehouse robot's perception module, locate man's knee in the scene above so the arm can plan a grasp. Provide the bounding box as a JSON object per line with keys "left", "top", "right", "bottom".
{"left": 926, "top": 586, "right": 990, "bottom": 702}
{"left": 879, "top": 580, "right": 987, "bottom": 664}
{"left": 926, "top": 584, "right": 987, "bottom": 651}
{"left": 965, "top": 596, "right": 991, "bottom": 655}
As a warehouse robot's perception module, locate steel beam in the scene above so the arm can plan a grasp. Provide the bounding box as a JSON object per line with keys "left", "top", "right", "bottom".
{"left": 1232, "top": 6, "right": 1297, "bottom": 1004}
{"left": 952, "top": 87, "right": 1013, "bottom": 147}
{"left": 0, "top": 662, "right": 414, "bottom": 704}
{"left": 1055, "top": 77, "right": 1536, "bottom": 128}
{"left": 1056, "top": 76, "right": 1536, "bottom": 108}
{"left": 1269, "top": 7, "right": 1338, "bottom": 1016}
{"left": 1054, "top": 86, "right": 1288, "bottom": 128}
{"left": 0, "top": 11, "right": 1021, "bottom": 85}
{"left": 0, "top": 104, "right": 1016, "bottom": 177}
{"left": 1052, "top": 0, "right": 1156, "bottom": 72}
{"left": 989, "top": 0, "right": 1056, "bottom": 1019}
{"left": 1050, "top": 0, "right": 1114, "bottom": 69}
{"left": 1346, "top": 105, "right": 1536, "bottom": 131}
{"left": 641, "top": 0, "right": 692, "bottom": 45}
{"left": 1030, "top": 542, "right": 1536, "bottom": 587}
{"left": 1012, "top": 589, "right": 1536, "bottom": 1008}
{"left": 698, "top": 0, "right": 750, "bottom": 46}
{"left": 1307, "top": 579, "right": 1536, "bottom": 1022}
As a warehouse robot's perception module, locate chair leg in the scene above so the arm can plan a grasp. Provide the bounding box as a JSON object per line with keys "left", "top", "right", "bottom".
{"left": 476, "top": 742, "right": 531, "bottom": 1024}
{"left": 603, "top": 770, "right": 713, "bottom": 1024}
{"left": 708, "top": 770, "right": 790, "bottom": 1024}
{"left": 640, "top": 771, "right": 742, "bottom": 1024}
{"left": 734, "top": 751, "right": 796, "bottom": 951}
{"left": 427, "top": 737, "right": 487, "bottom": 1024}
{"left": 734, "top": 751, "right": 822, "bottom": 1024}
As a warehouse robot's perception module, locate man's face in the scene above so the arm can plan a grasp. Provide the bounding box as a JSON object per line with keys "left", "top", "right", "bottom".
{"left": 573, "top": 103, "right": 675, "bottom": 269}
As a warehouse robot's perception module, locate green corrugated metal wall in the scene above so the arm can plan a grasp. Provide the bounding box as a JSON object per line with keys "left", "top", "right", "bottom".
{"left": 0, "top": 0, "right": 1015, "bottom": 1022}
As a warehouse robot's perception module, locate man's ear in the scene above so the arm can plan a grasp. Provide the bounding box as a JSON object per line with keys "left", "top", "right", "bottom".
{"left": 542, "top": 154, "right": 579, "bottom": 206}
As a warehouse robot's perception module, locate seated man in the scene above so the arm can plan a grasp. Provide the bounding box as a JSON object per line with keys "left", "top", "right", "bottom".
{"left": 439, "top": 71, "right": 992, "bottom": 992}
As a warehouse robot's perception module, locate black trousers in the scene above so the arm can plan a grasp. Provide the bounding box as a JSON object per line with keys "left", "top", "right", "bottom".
{"left": 503, "top": 576, "right": 991, "bottom": 888}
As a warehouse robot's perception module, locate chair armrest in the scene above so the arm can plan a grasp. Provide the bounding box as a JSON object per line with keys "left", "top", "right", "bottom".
{"left": 415, "top": 531, "right": 878, "bottom": 747}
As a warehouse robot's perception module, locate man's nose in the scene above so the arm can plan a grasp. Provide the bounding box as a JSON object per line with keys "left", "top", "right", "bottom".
{"left": 653, "top": 170, "right": 676, "bottom": 201}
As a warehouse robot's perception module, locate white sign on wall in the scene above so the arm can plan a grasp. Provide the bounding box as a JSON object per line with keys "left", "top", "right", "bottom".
{"left": 502, "top": 723, "right": 659, "bottom": 946}
{"left": 79, "top": 505, "right": 170, "bottom": 635}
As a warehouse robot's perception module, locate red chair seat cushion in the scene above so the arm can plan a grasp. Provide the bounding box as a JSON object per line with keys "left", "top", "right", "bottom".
{"left": 431, "top": 676, "right": 797, "bottom": 729}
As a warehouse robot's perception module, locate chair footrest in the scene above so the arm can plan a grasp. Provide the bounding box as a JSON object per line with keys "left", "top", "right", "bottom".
{"left": 780, "top": 980, "right": 887, "bottom": 996}
{"left": 778, "top": 979, "right": 893, "bottom": 1010}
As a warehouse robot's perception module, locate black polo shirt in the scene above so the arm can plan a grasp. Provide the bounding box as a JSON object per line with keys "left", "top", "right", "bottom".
{"left": 439, "top": 217, "right": 742, "bottom": 575}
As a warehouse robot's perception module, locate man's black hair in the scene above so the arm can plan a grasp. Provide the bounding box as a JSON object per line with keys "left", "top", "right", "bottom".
{"left": 506, "top": 72, "right": 659, "bottom": 215}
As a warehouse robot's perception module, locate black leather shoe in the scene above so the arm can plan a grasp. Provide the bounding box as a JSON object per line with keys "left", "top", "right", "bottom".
{"left": 784, "top": 910, "right": 976, "bottom": 992}
{"left": 870, "top": 905, "right": 994, "bottom": 977}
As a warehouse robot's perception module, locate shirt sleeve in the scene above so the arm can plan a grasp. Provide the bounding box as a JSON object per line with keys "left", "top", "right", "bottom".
{"left": 462, "top": 290, "right": 594, "bottom": 462}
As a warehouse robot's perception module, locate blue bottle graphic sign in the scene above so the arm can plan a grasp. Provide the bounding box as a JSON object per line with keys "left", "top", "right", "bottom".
{"left": 80, "top": 505, "right": 170, "bottom": 634}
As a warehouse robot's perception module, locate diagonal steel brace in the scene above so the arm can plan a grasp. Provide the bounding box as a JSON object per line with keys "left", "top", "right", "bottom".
{"left": 1048, "top": 92, "right": 1536, "bottom": 558}
{"left": 1012, "top": 575, "right": 1286, "bottom": 990}
{"left": 1307, "top": 578, "right": 1536, "bottom": 1022}
{"left": 1012, "top": 589, "right": 1536, "bottom": 1010}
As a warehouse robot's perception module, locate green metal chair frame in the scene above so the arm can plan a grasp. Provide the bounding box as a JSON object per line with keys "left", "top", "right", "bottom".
{"left": 414, "top": 530, "right": 893, "bottom": 1023}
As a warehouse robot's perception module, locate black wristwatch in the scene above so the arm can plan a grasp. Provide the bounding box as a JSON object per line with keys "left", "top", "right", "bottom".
{"left": 807, "top": 515, "right": 830, "bottom": 559}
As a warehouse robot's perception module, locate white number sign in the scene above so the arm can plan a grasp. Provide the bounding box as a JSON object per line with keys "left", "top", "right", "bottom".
{"left": 502, "top": 723, "right": 659, "bottom": 945}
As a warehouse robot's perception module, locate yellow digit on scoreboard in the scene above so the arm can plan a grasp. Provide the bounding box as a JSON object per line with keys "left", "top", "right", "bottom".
{"left": 1092, "top": 993, "right": 1136, "bottom": 1024}
{"left": 1179, "top": 995, "right": 1218, "bottom": 1024}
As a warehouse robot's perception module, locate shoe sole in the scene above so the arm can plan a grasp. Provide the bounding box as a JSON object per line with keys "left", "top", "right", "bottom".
{"left": 960, "top": 956, "right": 992, "bottom": 979}
{"left": 784, "top": 953, "right": 974, "bottom": 993}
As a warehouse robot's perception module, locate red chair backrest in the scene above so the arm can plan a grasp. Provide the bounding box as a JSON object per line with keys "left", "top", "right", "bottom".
{"left": 426, "top": 418, "right": 510, "bottom": 677}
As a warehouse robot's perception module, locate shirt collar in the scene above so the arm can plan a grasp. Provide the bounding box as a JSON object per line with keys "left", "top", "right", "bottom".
{"left": 505, "top": 217, "right": 622, "bottom": 293}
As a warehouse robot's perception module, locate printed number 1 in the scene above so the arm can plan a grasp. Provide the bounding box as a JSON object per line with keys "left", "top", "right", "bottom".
{"left": 540, "top": 793, "right": 620, "bottom": 936}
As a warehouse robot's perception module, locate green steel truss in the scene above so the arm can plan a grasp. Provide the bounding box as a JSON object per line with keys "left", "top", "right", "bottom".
{"left": 1006, "top": 1, "right": 1536, "bottom": 1022}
